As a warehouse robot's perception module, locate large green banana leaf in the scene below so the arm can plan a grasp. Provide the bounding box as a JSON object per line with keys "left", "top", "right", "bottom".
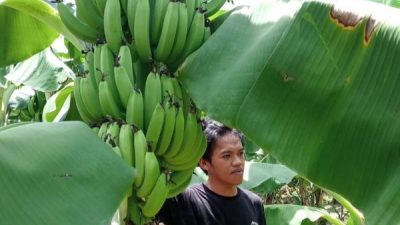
{"left": 265, "top": 204, "right": 344, "bottom": 225}
{"left": 0, "top": 0, "right": 83, "bottom": 67}
{"left": 180, "top": 0, "right": 400, "bottom": 224}
{"left": 0, "top": 121, "right": 135, "bottom": 225}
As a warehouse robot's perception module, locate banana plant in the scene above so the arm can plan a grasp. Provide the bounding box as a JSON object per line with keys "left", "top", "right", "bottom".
{"left": 0, "top": 0, "right": 83, "bottom": 67}
{"left": 179, "top": 0, "right": 400, "bottom": 224}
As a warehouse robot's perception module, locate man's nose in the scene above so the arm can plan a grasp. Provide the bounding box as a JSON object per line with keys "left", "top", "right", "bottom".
{"left": 232, "top": 155, "right": 243, "bottom": 166}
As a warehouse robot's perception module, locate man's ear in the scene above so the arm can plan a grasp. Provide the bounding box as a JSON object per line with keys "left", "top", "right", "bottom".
{"left": 199, "top": 158, "right": 209, "bottom": 171}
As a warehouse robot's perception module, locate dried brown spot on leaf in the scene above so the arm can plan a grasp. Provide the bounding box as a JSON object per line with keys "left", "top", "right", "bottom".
{"left": 330, "top": 7, "right": 362, "bottom": 28}
{"left": 365, "top": 18, "right": 377, "bottom": 43}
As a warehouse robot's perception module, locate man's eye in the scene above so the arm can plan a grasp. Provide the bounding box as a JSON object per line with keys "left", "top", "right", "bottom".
{"left": 222, "top": 155, "right": 230, "bottom": 159}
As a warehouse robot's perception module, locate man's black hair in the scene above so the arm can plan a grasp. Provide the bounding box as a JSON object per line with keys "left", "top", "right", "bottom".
{"left": 201, "top": 118, "right": 244, "bottom": 162}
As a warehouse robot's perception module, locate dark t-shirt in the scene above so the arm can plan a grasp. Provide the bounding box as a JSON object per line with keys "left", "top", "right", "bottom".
{"left": 157, "top": 183, "right": 266, "bottom": 225}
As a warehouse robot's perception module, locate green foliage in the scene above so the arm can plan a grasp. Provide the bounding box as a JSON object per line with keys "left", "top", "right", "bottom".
{"left": 0, "top": 121, "right": 135, "bottom": 225}
{"left": 180, "top": 1, "right": 400, "bottom": 224}
{"left": 5, "top": 49, "right": 74, "bottom": 92}
{"left": 0, "top": 0, "right": 83, "bottom": 67}
{"left": 265, "top": 204, "right": 345, "bottom": 225}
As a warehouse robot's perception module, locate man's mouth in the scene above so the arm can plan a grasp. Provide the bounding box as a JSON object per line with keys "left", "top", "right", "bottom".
{"left": 231, "top": 169, "right": 243, "bottom": 174}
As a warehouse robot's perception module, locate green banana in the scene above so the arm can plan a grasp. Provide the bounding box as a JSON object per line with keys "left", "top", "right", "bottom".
{"left": 145, "top": 103, "right": 165, "bottom": 152}
{"left": 164, "top": 111, "right": 199, "bottom": 163}
{"left": 204, "top": 0, "right": 226, "bottom": 17}
{"left": 170, "top": 76, "right": 183, "bottom": 105}
{"left": 136, "top": 151, "right": 161, "bottom": 198}
{"left": 127, "top": 0, "right": 139, "bottom": 41}
{"left": 150, "top": 0, "right": 169, "bottom": 46}
{"left": 128, "top": 196, "right": 142, "bottom": 225}
{"left": 165, "top": 129, "right": 206, "bottom": 171}
{"left": 84, "top": 51, "right": 98, "bottom": 89}
{"left": 174, "top": 10, "right": 205, "bottom": 65}
{"left": 167, "top": 167, "right": 195, "bottom": 198}
{"left": 119, "top": 124, "right": 135, "bottom": 167}
{"left": 162, "top": 106, "right": 185, "bottom": 159}
{"left": 34, "top": 112, "right": 41, "bottom": 122}
{"left": 75, "top": 0, "right": 104, "bottom": 32}
{"left": 120, "top": 0, "right": 128, "bottom": 15}
{"left": 144, "top": 71, "right": 162, "bottom": 130}
{"left": 57, "top": 3, "right": 99, "bottom": 43}
{"left": 180, "top": 83, "right": 191, "bottom": 119}
{"left": 98, "top": 80, "right": 124, "bottom": 119}
{"left": 154, "top": 1, "right": 179, "bottom": 62}
{"left": 126, "top": 89, "right": 144, "bottom": 130}
{"left": 134, "top": 0, "right": 152, "bottom": 62}
{"left": 166, "top": 2, "right": 189, "bottom": 64}
{"left": 160, "top": 75, "right": 175, "bottom": 100}
{"left": 100, "top": 44, "right": 123, "bottom": 108}
{"left": 118, "top": 45, "right": 135, "bottom": 85}
{"left": 79, "top": 76, "right": 104, "bottom": 120}
{"left": 156, "top": 101, "right": 176, "bottom": 156}
{"left": 27, "top": 96, "right": 36, "bottom": 117}
{"left": 104, "top": 0, "right": 124, "bottom": 54}
{"left": 140, "top": 172, "right": 169, "bottom": 217}
{"left": 119, "top": 194, "right": 129, "bottom": 221}
{"left": 186, "top": 0, "right": 196, "bottom": 27}
{"left": 36, "top": 91, "right": 46, "bottom": 113}
{"left": 19, "top": 109, "right": 33, "bottom": 122}
{"left": 81, "top": 59, "right": 99, "bottom": 101}
{"left": 93, "top": 46, "right": 102, "bottom": 85}
{"left": 106, "top": 121, "right": 121, "bottom": 147}
{"left": 133, "top": 129, "right": 148, "bottom": 188}
{"left": 100, "top": 44, "right": 115, "bottom": 78}
{"left": 97, "top": 122, "right": 109, "bottom": 141}
{"left": 114, "top": 66, "right": 134, "bottom": 109}
{"left": 92, "top": 126, "right": 100, "bottom": 134}
{"left": 73, "top": 77, "right": 94, "bottom": 123}
{"left": 129, "top": 199, "right": 153, "bottom": 225}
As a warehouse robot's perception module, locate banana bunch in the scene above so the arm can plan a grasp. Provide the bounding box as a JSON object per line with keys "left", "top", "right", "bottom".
{"left": 18, "top": 91, "right": 46, "bottom": 122}
{"left": 127, "top": 0, "right": 213, "bottom": 70}
{"left": 58, "top": 0, "right": 223, "bottom": 72}
{"left": 73, "top": 44, "right": 139, "bottom": 124}
{"left": 88, "top": 69, "right": 205, "bottom": 224}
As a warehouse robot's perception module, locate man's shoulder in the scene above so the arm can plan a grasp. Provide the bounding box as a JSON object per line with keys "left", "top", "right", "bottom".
{"left": 239, "top": 187, "right": 263, "bottom": 203}
{"left": 184, "top": 183, "right": 205, "bottom": 196}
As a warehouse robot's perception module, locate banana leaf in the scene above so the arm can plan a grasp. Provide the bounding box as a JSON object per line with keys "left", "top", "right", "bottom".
{"left": 241, "top": 161, "right": 296, "bottom": 194}
{"left": 0, "top": 121, "right": 135, "bottom": 225}
{"left": 42, "top": 83, "right": 79, "bottom": 122}
{"left": 6, "top": 49, "right": 74, "bottom": 92}
{"left": 265, "top": 204, "right": 344, "bottom": 225}
{"left": 0, "top": 0, "right": 83, "bottom": 67}
{"left": 180, "top": 0, "right": 400, "bottom": 224}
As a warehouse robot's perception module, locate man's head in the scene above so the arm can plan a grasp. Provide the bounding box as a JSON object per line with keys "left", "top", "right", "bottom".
{"left": 201, "top": 119, "right": 244, "bottom": 162}
{"left": 199, "top": 119, "right": 245, "bottom": 187}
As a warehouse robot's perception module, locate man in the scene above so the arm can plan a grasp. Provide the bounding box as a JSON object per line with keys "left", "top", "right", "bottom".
{"left": 157, "top": 119, "right": 266, "bottom": 225}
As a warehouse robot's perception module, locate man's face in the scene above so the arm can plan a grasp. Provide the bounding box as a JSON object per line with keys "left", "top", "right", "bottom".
{"left": 201, "top": 133, "right": 245, "bottom": 187}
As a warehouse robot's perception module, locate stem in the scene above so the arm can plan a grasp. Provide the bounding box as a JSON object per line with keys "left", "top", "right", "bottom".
{"left": 324, "top": 189, "right": 365, "bottom": 225}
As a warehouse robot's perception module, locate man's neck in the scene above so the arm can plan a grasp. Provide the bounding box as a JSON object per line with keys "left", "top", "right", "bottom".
{"left": 205, "top": 180, "right": 238, "bottom": 197}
